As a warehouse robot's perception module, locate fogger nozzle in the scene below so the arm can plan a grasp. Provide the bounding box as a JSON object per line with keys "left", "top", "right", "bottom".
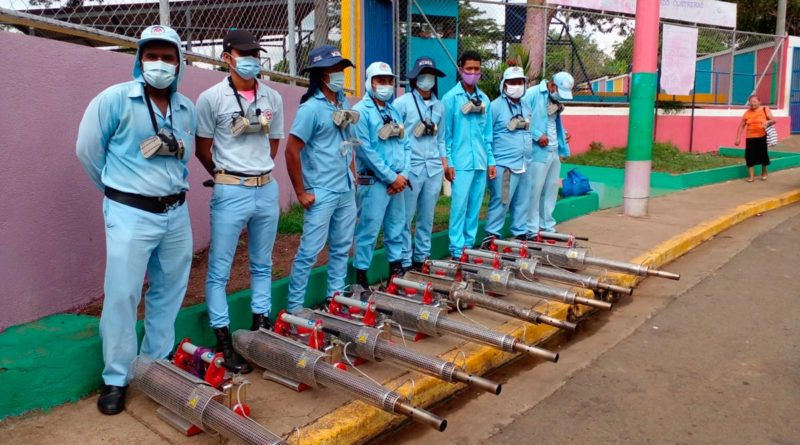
{"left": 395, "top": 401, "right": 448, "bottom": 431}
{"left": 452, "top": 369, "right": 502, "bottom": 395}
{"left": 513, "top": 342, "right": 559, "bottom": 362}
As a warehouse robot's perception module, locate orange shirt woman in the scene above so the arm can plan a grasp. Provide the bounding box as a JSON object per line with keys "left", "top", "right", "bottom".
{"left": 735, "top": 95, "right": 774, "bottom": 181}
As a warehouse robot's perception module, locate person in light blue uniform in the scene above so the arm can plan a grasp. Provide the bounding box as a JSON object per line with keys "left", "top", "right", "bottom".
{"left": 285, "top": 46, "right": 358, "bottom": 312}
{"left": 352, "top": 61, "right": 410, "bottom": 286}
{"left": 76, "top": 25, "right": 196, "bottom": 415}
{"left": 394, "top": 57, "right": 447, "bottom": 271}
{"left": 195, "top": 30, "right": 284, "bottom": 374}
{"left": 524, "top": 71, "right": 574, "bottom": 235}
{"left": 441, "top": 50, "right": 496, "bottom": 258}
{"left": 484, "top": 66, "right": 534, "bottom": 243}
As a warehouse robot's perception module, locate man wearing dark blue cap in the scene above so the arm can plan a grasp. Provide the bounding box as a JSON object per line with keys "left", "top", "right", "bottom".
{"left": 284, "top": 45, "right": 359, "bottom": 312}
{"left": 394, "top": 57, "right": 448, "bottom": 271}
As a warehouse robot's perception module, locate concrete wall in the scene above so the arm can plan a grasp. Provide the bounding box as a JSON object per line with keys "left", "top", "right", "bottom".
{"left": 0, "top": 32, "right": 305, "bottom": 331}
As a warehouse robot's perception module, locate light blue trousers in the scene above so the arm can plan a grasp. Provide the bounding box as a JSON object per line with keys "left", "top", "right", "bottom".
{"left": 527, "top": 151, "right": 561, "bottom": 234}
{"left": 354, "top": 180, "right": 406, "bottom": 269}
{"left": 448, "top": 169, "right": 487, "bottom": 257}
{"left": 206, "top": 181, "right": 279, "bottom": 328}
{"left": 402, "top": 168, "right": 444, "bottom": 267}
{"left": 486, "top": 165, "right": 532, "bottom": 237}
{"left": 100, "top": 197, "right": 192, "bottom": 387}
{"left": 287, "top": 188, "right": 356, "bottom": 312}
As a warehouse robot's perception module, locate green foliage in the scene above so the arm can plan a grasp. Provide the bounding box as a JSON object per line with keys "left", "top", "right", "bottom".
{"left": 545, "top": 32, "right": 609, "bottom": 80}
{"left": 458, "top": 0, "right": 504, "bottom": 63}
{"left": 729, "top": 0, "right": 800, "bottom": 35}
{"left": 568, "top": 142, "right": 742, "bottom": 173}
{"left": 277, "top": 203, "right": 306, "bottom": 234}
{"left": 656, "top": 99, "right": 686, "bottom": 115}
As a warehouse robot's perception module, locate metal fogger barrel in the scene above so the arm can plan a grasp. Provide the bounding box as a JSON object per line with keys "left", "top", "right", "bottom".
{"left": 447, "top": 261, "right": 613, "bottom": 310}
{"left": 303, "top": 310, "right": 502, "bottom": 395}
{"left": 370, "top": 291, "right": 559, "bottom": 363}
{"left": 233, "top": 329, "right": 447, "bottom": 431}
{"left": 400, "top": 272, "right": 577, "bottom": 331}
{"left": 496, "top": 239, "right": 681, "bottom": 280}
{"left": 132, "top": 357, "right": 286, "bottom": 445}
{"left": 463, "top": 248, "right": 633, "bottom": 296}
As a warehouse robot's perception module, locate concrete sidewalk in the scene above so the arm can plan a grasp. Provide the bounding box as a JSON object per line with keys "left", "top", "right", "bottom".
{"left": 2, "top": 168, "right": 798, "bottom": 445}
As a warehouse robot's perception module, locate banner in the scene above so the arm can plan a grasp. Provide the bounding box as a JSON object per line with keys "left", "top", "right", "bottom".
{"left": 547, "top": 0, "right": 737, "bottom": 28}
{"left": 660, "top": 24, "right": 699, "bottom": 95}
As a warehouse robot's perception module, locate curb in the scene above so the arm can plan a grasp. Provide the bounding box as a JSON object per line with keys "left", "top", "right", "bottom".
{"left": 291, "top": 189, "right": 800, "bottom": 445}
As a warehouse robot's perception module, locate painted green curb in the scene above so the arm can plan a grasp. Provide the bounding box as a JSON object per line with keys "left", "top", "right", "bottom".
{"left": 0, "top": 193, "right": 598, "bottom": 420}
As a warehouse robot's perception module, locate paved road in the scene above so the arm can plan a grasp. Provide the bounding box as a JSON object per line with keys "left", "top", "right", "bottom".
{"left": 381, "top": 204, "right": 800, "bottom": 445}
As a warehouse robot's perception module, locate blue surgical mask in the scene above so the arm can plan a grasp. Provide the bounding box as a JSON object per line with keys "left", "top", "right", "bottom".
{"left": 325, "top": 71, "right": 345, "bottom": 93}
{"left": 550, "top": 91, "right": 561, "bottom": 101}
{"left": 234, "top": 56, "right": 261, "bottom": 80}
{"left": 416, "top": 74, "right": 436, "bottom": 92}
{"left": 142, "top": 61, "right": 176, "bottom": 89}
{"left": 372, "top": 85, "right": 394, "bottom": 102}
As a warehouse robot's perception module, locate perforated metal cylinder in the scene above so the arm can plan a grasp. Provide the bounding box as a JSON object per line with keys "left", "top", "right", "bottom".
{"left": 305, "top": 310, "right": 382, "bottom": 362}
{"left": 371, "top": 292, "right": 444, "bottom": 337}
{"left": 433, "top": 316, "right": 517, "bottom": 352}
{"left": 132, "top": 358, "right": 286, "bottom": 445}
{"left": 233, "top": 330, "right": 401, "bottom": 414}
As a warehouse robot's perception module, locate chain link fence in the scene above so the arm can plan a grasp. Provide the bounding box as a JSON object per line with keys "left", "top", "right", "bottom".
{"left": 401, "top": 0, "right": 784, "bottom": 106}
{"left": 0, "top": 0, "right": 343, "bottom": 83}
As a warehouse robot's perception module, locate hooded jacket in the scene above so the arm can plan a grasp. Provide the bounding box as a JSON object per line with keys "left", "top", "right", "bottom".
{"left": 76, "top": 25, "right": 197, "bottom": 196}
{"left": 490, "top": 68, "right": 533, "bottom": 171}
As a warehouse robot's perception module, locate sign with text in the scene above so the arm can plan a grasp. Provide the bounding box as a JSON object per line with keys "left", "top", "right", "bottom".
{"left": 547, "top": 0, "right": 737, "bottom": 28}
{"left": 660, "top": 24, "right": 699, "bottom": 95}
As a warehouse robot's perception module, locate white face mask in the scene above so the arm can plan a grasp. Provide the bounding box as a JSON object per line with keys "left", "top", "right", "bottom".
{"left": 373, "top": 84, "right": 394, "bottom": 102}
{"left": 142, "top": 60, "right": 176, "bottom": 89}
{"left": 326, "top": 71, "right": 345, "bottom": 93}
{"left": 505, "top": 84, "right": 525, "bottom": 99}
{"left": 416, "top": 74, "right": 436, "bottom": 92}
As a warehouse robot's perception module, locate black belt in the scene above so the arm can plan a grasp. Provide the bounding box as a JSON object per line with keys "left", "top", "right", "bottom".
{"left": 104, "top": 187, "right": 186, "bottom": 214}
{"left": 219, "top": 170, "right": 272, "bottom": 178}
{"left": 358, "top": 169, "right": 402, "bottom": 177}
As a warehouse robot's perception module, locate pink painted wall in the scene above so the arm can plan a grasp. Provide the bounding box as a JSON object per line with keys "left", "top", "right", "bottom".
{"left": 563, "top": 113, "right": 791, "bottom": 155}
{"left": 0, "top": 32, "right": 305, "bottom": 331}
{"left": 756, "top": 47, "right": 776, "bottom": 103}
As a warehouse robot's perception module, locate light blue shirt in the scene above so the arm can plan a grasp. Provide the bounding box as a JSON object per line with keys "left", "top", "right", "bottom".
{"left": 441, "top": 82, "right": 495, "bottom": 171}
{"left": 196, "top": 78, "right": 284, "bottom": 175}
{"left": 352, "top": 94, "right": 410, "bottom": 184}
{"left": 523, "top": 80, "right": 570, "bottom": 161}
{"left": 490, "top": 94, "right": 533, "bottom": 171}
{"left": 76, "top": 80, "right": 196, "bottom": 196}
{"left": 289, "top": 90, "right": 354, "bottom": 193}
{"left": 393, "top": 89, "right": 446, "bottom": 177}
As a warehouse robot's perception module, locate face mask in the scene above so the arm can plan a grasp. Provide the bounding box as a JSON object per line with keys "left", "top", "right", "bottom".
{"left": 325, "top": 71, "right": 345, "bottom": 93}
{"left": 142, "top": 61, "right": 176, "bottom": 89}
{"left": 372, "top": 85, "right": 394, "bottom": 102}
{"left": 550, "top": 90, "right": 561, "bottom": 101}
{"left": 234, "top": 56, "right": 261, "bottom": 80}
{"left": 461, "top": 71, "right": 481, "bottom": 86}
{"left": 416, "top": 74, "right": 436, "bottom": 92}
{"left": 505, "top": 84, "right": 525, "bottom": 99}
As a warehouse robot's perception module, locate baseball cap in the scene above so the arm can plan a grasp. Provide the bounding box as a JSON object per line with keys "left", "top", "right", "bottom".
{"left": 552, "top": 72, "right": 575, "bottom": 100}
{"left": 222, "top": 30, "right": 265, "bottom": 53}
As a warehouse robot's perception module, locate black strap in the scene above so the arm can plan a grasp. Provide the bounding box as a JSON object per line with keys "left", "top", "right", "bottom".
{"left": 142, "top": 85, "right": 172, "bottom": 135}
{"left": 412, "top": 90, "right": 432, "bottom": 124}
{"left": 369, "top": 95, "right": 394, "bottom": 124}
{"left": 505, "top": 96, "right": 521, "bottom": 116}
{"left": 228, "top": 76, "right": 259, "bottom": 118}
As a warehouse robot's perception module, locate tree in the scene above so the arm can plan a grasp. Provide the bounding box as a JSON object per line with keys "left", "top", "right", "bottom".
{"left": 728, "top": 0, "right": 800, "bottom": 35}
{"left": 520, "top": 0, "right": 551, "bottom": 81}
{"left": 458, "top": 0, "right": 504, "bottom": 63}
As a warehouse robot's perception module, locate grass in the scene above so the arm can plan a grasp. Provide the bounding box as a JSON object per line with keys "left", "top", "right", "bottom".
{"left": 277, "top": 203, "right": 305, "bottom": 234}
{"left": 568, "top": 142, "right": 742, "bottom": 173}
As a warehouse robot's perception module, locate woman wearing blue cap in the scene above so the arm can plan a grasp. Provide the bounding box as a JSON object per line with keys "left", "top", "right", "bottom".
{"left": 523, "top": 71, "right": 574, "bottom": 235}
{"left": 352, "top": 61, "right": 409, "bottom": 293}
{"left": 394, "top": 57, "right": 448, "bottom": 271}
{"left": 284, "top": 45, "right": 359, "bottom": 313}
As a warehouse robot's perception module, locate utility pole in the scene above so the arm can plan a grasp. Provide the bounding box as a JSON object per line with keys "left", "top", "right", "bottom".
{"left": 777, "top": 0, "right": 787, "bottom": 36}
{"left": 622, "top": 0, "right": 660, "bottom": 217}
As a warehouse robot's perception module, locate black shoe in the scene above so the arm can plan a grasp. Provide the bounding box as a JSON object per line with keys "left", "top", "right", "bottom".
{"left": 251, "top": 312, "right": 272, "bottom": 331}
{"left": 411, "top": 260, "right": 426, "bottom": 272}
{"left": 389, "top": 261, "right": 405, "bottom": 278}
{"left": 355, "top": 269, "right": 369, "bottom": 288}
{"left": 97, "top": 385, "right": 127, "bottom": 415}
{"left": 213, "top": 327, "right": 252, "bottom": 374}
{"left": 481, "top": 233, "right": 499, "bottom": 248}
{"left": 515, "top": 234, "right": 528, "bottom": 242}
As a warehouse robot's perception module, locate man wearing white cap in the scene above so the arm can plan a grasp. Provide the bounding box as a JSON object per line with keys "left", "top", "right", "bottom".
{"left": 484, "top": 65, "right": 534, "bottom": 244}
{"left": 523, "top": 71, "right": 574, "bottom": 235}
{"left": 352, "top": 62, "right": 410, "bottom": 295}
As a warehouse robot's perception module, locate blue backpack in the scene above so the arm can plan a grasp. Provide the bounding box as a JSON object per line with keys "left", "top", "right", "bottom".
{"left": 562, "top": 168, "right": 592, "bottom": 197}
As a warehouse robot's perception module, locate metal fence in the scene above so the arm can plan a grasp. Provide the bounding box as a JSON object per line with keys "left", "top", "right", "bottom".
{"left": 0, "top": 0, "right": 343, "bottom": 83}
{"left": 400, "top": 0, "right": 785, "bottom": 106}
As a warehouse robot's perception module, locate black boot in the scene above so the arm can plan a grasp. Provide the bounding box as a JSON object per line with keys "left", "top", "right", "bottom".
{"left": 515, "top": 233, "right": 528, "bottom": 242}
{"left": 355, "top": 269, "right": 370, "bottom": 301}
{"left": 411, "top": 260, "right": 426, "bottom": 272}
{"left": 251, "top": 312, "right": 272, "bottom": 331}
{"left": 389, "top": 261, "right": 405, "bottom": 278}
{"left": 97, "top": 384, "right": 127, "bottom": 415}
{"left": 213, "top": 327, "right": 252, "bottom": 374}
{"left": 481, "top": 233, "right": 499, "bottom": 248}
